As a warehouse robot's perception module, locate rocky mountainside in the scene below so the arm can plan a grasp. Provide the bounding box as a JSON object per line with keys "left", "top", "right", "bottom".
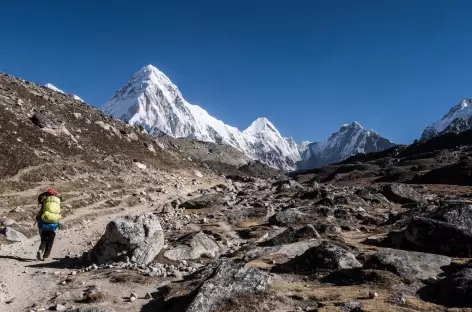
{"left": 421, "top": 98, "right": 472, "bottom": 140}
{"left": 0, "top": 72, "right": 281, "bottom": 185}
{"left": 102, "top": 65, "right": 301, "bottom": 171}
{"left": 298, "top": 121, "right": 396, "bottom": 169}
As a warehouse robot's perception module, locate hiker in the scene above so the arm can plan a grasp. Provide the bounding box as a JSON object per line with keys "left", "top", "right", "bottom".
{"left": 36, "top": 189, "right": 62, "bottom": 261}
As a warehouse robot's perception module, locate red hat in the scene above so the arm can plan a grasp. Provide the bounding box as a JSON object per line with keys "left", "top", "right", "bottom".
{"left": 47, "top": 189, "right": 59, "bottom": 196}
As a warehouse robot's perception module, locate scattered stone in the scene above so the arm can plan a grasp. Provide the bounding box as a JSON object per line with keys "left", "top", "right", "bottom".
{"left": 164, "top": 231, "right": 220, "bottom": 261}
{"left": 341, "top": 301, "right": 362, "bottom": 312}
{"left": 3, "top": 227, "right": 27, "bottom": 242}
{"left": 364, "top": 248, "right": 451, "bottom": 281}
{"left": 405, "top": 216, "right": 472, "bottom": 257}
{"left": 144, "top": 293, "right": 152, "bottom": 299}
{"left": 261, "top": 224, "right": 321, "bottom": 246}
{"left": 381, "top": 183, "right": 423, "bottom": 204}
{"left": 30, "top": 113, "right": 51, "bottom": 128}
{"left": 3, "top": 218, "right": 16, "bottom": 226}
{"left": 54, "top": 303, "right": 66, "bottom": 311}
{"left": 423, "top": 268, "right": 472, "bottom": 307}
{"left": 368, "top": 291, "right": 378, "bottom": 299}
{"left": 246, "top": 240, "right": 320, "bottom": 261}
{"left": 275, "top": 242, "right": 362, "bottom": 274}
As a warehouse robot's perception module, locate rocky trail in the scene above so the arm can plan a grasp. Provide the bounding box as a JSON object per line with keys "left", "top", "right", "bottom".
{"left": 0, "top": 172, "right": 220, "bottom": 312}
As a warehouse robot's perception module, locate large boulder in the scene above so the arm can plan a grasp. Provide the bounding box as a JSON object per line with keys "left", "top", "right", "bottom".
{"left": 164, "top": 231, "right": 220, "bottom": 261}
{"left": 184, "top": 260, "right": 268, "bottom": 312}
{"left": 88, "top": 213, "right": 164, "bottom": 265}
{"left": 405, "top": 217, "right": 472, "bottom": 257}
{"left": 421, "top": 268, "right": 472, "bottom": 307}
{"left": 364, "top": 248, "right": 450, "bottom": 281}
{"left": 275, "top": 242, "right": 362, "bottom": 274}
{"left": 428, "top": 201, "right": 472, "bottom": 229}
{"left": 381, "top": 183, "right": 423, "bottom": 204}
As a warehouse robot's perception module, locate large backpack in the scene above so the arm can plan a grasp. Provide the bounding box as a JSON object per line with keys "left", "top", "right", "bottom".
{"left": 41, "top": 195, "right": 62, "bottom": 224}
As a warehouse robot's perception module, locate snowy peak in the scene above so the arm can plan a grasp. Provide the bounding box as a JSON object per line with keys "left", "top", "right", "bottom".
{"left": 102, "top": 64, "right": 394, "bottom": 171}
{"left": 298, "top": 122, "right": 395, "bottom": 169}
{"left": 244, "top": 117, "right": 279, "bottom": 136}
{"left": 102, "top": 64, "right": 301, "bottom": 171}
{"left": 339, "top": 121, "right": 363, "bottom": 132}
{"left": 421, "top": 98, "right": 472, "bottom": 140}
{"left": 44, "top": 83, "right": 84, "bottom": 102}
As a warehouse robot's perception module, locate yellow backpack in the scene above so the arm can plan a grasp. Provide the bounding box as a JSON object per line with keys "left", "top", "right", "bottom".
{"left": 41, "top": 196, "right": 62, "bottom": 223}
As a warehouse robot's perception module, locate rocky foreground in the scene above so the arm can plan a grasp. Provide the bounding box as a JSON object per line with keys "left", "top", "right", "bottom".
{"left": 3, "top": 174, "right": 472, "bottom": 312}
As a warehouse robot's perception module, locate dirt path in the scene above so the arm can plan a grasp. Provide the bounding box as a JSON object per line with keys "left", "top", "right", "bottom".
{"left": 0, "top": 180, "right": 216, "bottom": 312}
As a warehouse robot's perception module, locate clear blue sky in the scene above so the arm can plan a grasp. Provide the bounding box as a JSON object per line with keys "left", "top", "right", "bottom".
{"left": 1, "top": 0, "right": 472, "bottom": 144}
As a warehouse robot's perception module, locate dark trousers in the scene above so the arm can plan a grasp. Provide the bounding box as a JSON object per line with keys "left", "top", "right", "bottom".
{"left": 38, "top": 230, "right": 56, "bottom": 258}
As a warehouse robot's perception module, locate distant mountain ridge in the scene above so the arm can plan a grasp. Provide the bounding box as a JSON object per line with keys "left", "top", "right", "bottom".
{"left": 297, "top": 122, "right": 396, "bottom": 169}
{"left": 421, "top": 99, "right": 472, "bottom": 141}
{"left": 102, "top": 65, "right": 395, "bottom": 170}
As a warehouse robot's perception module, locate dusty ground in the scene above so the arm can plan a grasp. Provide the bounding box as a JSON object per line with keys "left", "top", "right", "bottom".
{"left": 0, "top": 163, "right": 223, "bottom": 312}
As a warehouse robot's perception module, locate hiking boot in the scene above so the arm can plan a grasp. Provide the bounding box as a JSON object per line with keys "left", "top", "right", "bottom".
{"left": 36, "top": 251, "right": 43, "bottom": 261}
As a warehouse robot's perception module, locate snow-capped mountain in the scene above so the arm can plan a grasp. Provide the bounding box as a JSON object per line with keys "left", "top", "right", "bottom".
{"left": 45, "top": 83, "right": 84, "bottom": 102}
{"left": 297, "top": 122, "right": 395, "bottom": 169}
{"left": 102, "top": 65, "right": 300, "bottom": 170}
{"left": 421, "top": 99, "right": 472, "bottom": 141}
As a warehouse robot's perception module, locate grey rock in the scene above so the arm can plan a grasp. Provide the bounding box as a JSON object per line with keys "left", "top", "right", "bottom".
{"left": 245, "top": 240, "right": 320, "bottom": 261}
{"left": 405, "top": 217, "right": 472, "bottom": 257}
{"left": 261, "top": 224, "right": 321, "bottom": 246}
{"left": 185, "top": 260, "right": 268, "bottom": 312}
{"left": 271, "top": 179, "right": 303, "bottom": 191}
{"left": 364, "top": 248, "right": 450, "bottom": 281}
{"left": 54, "top": 303, "right": 66, "bottom": 311}
{"left": 164, "top": 231, "right": 220, "bottom": 261}
{"left": 3, "top": 227, "right": 27, "bottom": 242}
{"left": 161, "top": 202, "right": 174, "bottom": 214}
{"left": 180, "top": 194, "right": 226, "bottom": 210}
{"left": 420, "top": 268, "right": 472, "bottom": 307}
{"left": 89, "top": 213, "right": 164, "bottom": 265}
{"left": 428, "top": 201, "right": 472, "bottom": 229}
{"left": 269, "top": 206, "right": 332, "bottom": 226}
{"left": 30, "top": 113, "right": 52, "bottom": 128}
{"left": 226, "top": 204, "right": 275, "bottom": 224}
{"left": 3, "top": 219, "right": 16, "bottom": 226}
{"left": 69, "top": 308, "right": 115, "bottom": 312}
{"left": 381, "top": 184, "right": 423, "bottom": 204}
{"left": 276, "top": 242, "right": 362, "bottom": 274}
{"left": 342, "top": 301, "right": 362, "bottom": 312}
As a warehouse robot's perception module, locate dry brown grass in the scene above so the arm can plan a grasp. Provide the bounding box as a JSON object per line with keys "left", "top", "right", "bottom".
{"left": 272, "top": 280, "right": 445, "bottom": 312}
{"left": 236, "top": 218, "right": 266, "bottom": 228}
